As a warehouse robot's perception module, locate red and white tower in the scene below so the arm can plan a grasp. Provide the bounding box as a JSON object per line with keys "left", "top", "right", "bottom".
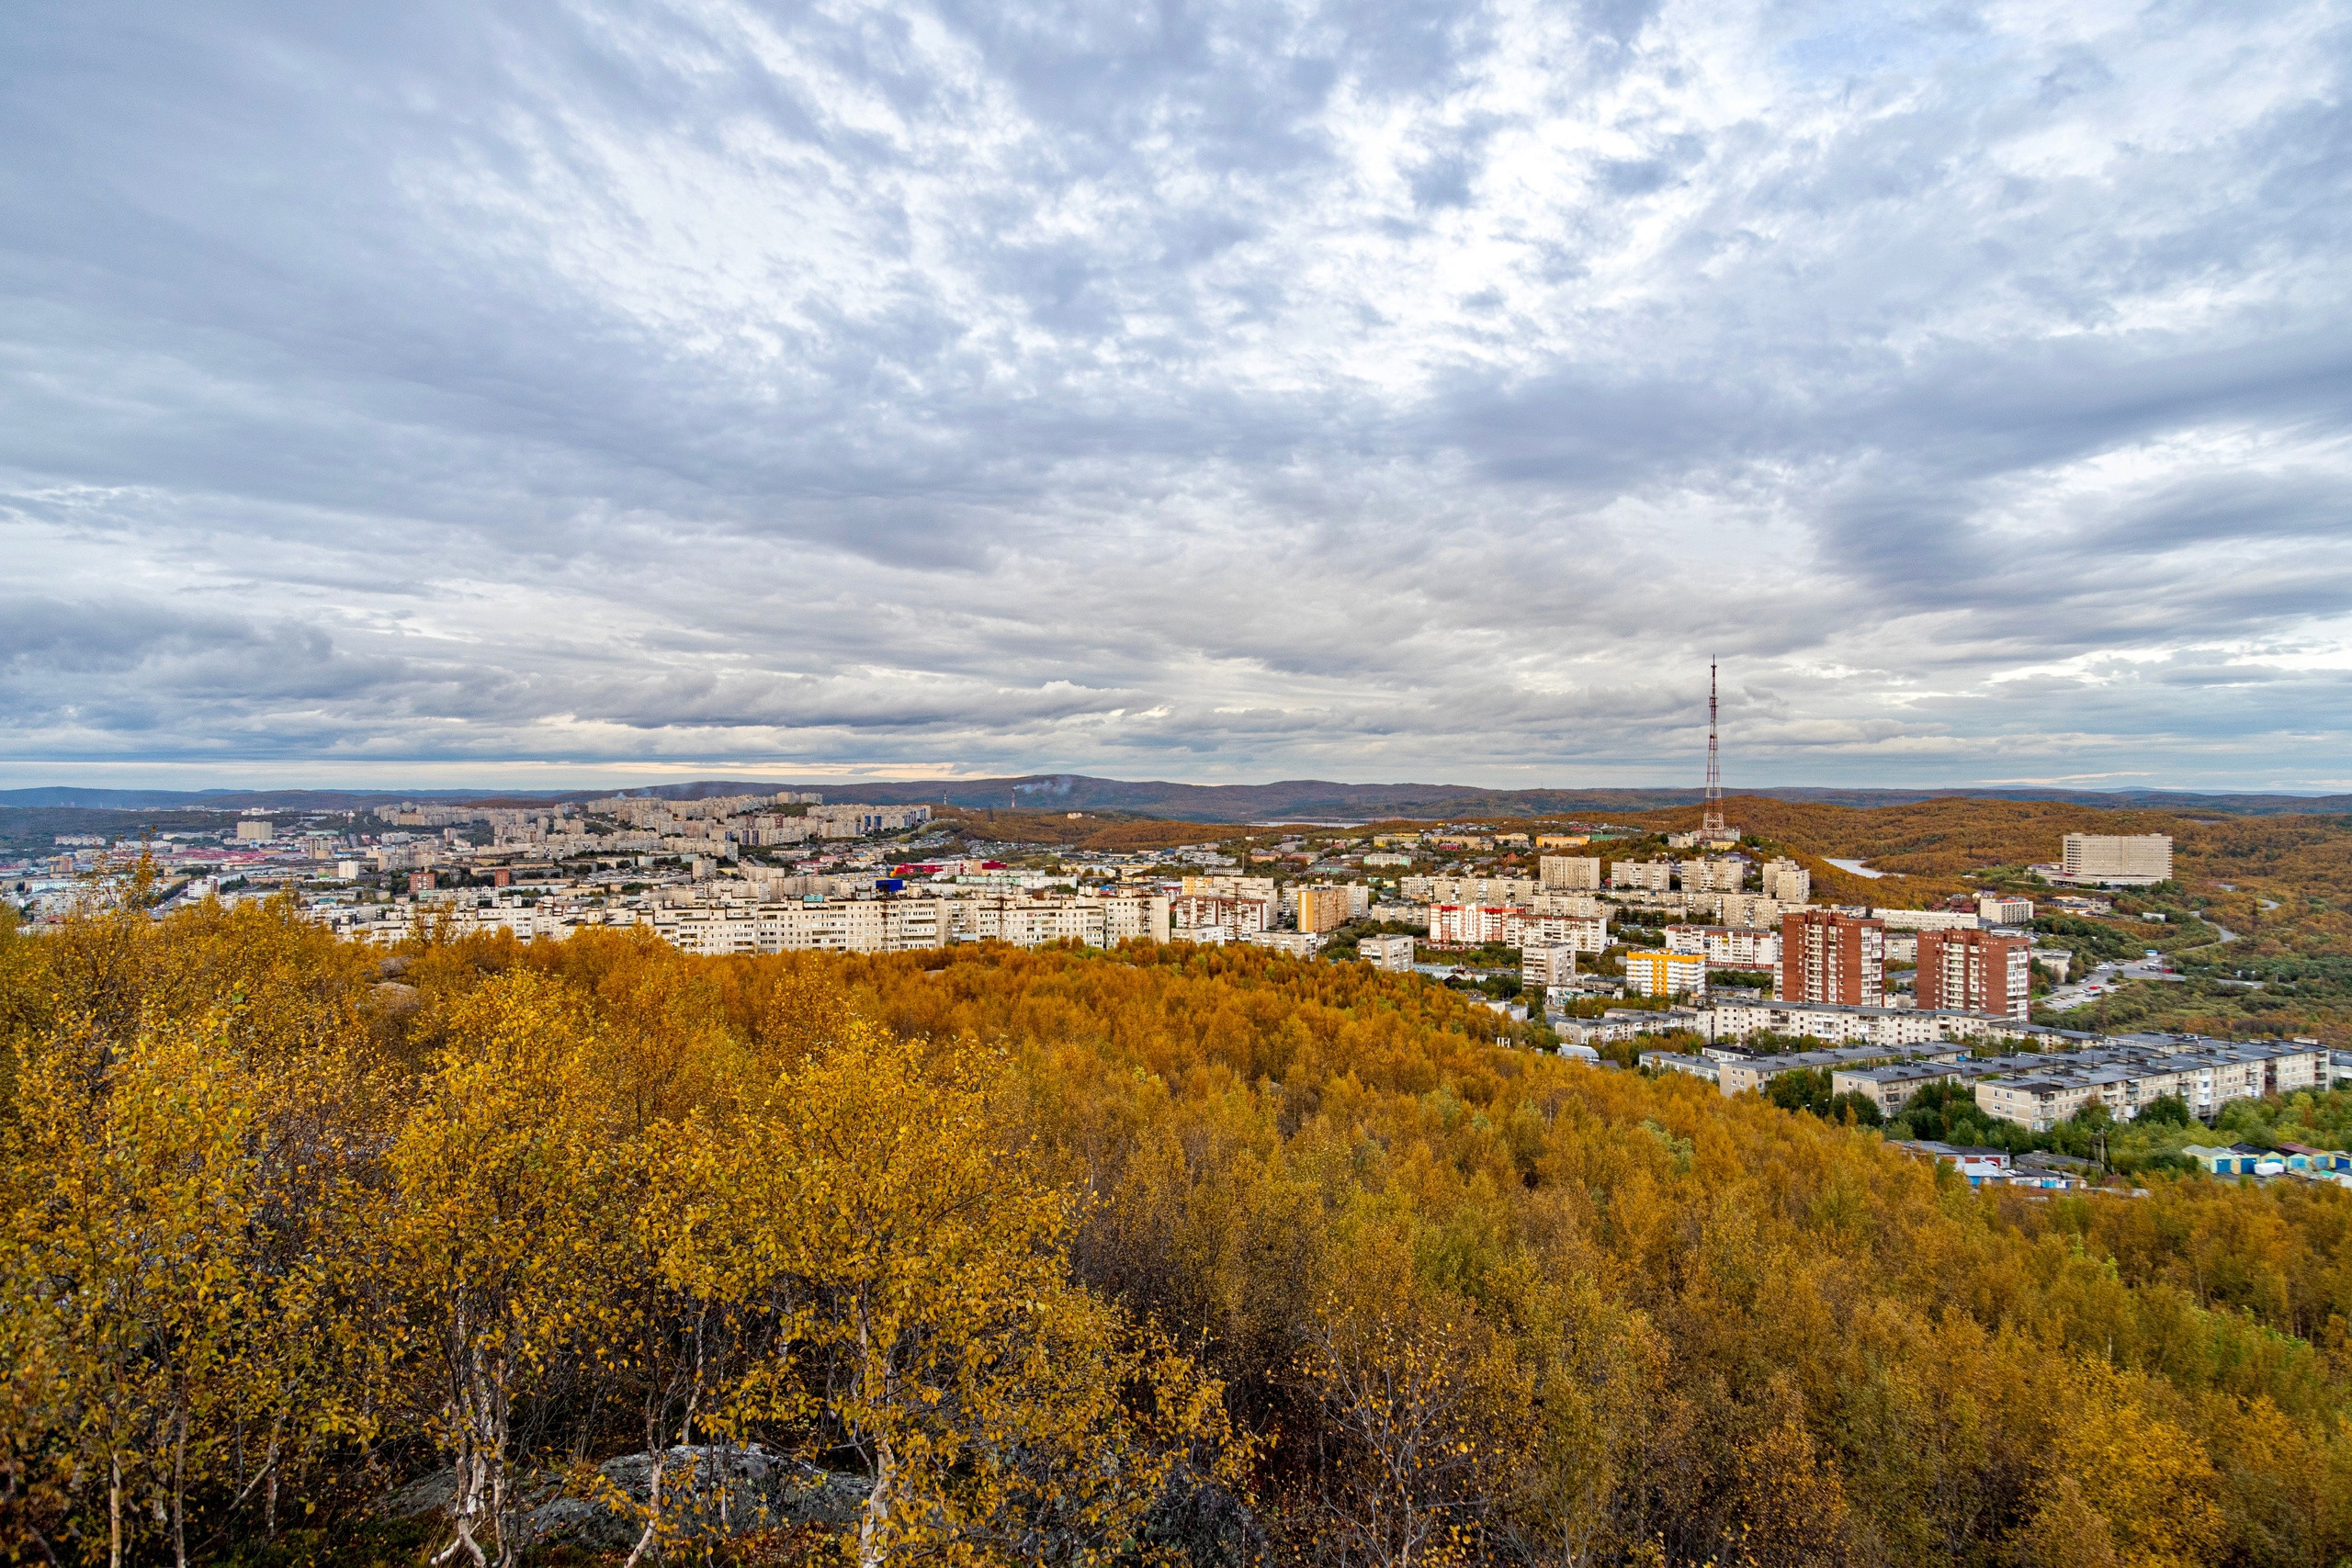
{"left": 1701, "top": 658, "right": 1725, "bottom": 837}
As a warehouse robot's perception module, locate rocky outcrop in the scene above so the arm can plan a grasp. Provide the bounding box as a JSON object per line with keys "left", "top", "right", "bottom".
{"left": 385, "top": 1445, "right": 867, "bottom": 1551}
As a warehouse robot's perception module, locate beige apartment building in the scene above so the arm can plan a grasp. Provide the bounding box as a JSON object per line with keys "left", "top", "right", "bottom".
{"left": 1521, "top": 944, "right": 1577, "bottom": 987}
{"left": 1678, "top": 858, "right": 1747, "bottom": 893}
{"left": 2059, "top": 833, "right": 2174, "bottom": 886}
{"left": 1609, "top": 861, "right": 1674, "bottom": 892}
{"left": 1540, "top": 855, "right": 1602, "bottom": 890}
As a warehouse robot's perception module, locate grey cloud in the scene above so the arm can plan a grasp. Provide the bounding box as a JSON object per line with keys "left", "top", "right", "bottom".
{"left": 2, "top": 0, "right": 2349, "bottom": 788}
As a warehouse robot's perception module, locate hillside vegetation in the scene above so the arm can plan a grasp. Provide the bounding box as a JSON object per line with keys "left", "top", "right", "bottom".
{"left": 10, "top": 898, "right": 2352, "bottom": 1565}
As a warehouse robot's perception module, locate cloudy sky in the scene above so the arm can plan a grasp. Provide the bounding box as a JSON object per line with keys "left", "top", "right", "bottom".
{"left": 6, "top": 0, "right": 2350, "bottom": 793}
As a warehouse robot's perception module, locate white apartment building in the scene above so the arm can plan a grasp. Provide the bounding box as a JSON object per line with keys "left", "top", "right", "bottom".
{"left": 654, "top": 898, "right": 949, "bottom": 956}
{"left": 1609, "top": 861, "right": 1674, "bottom": 893}
{"left": 1502, "top": 911, "right": 1611, "bottom": 953}
{"left": 1247, "top": 931, "right": 1324, "bottom": 958}
{"left": 1358, "top": 934, "right": 1417, "bottom": 972}
{"left": 1664, "top": 925, "right": 1781, "bottom": 968}
{"left": 1978, "top": 895, "right": 2034, "bottom": 925}
{"left": 2060, "top": 833, "right": 2174, "bottom": 886}
{"left": 1403, "top": 876, "right": 1541, "bottom": 906}
{"left": 1872, "top": 908, "right": 1983, "bottom": 931}
{"left": 951, "top": 894, "right": 1170, "bottom": 948}
{"left": 1540, "top": 856, "right": 1603, "bottom": 890}
{"left": 1702, "top": 999, "right": 2028, "bottom": 1048}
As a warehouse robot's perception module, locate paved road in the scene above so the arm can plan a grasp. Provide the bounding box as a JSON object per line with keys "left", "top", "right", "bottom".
{"left": 2042, "top": 954, "right": 2189, "bottom": 1012}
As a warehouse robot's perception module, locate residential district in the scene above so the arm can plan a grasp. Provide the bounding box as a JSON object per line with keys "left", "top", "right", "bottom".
{"left": 9, "top": 801, "right": 2329, "bottom": 1186}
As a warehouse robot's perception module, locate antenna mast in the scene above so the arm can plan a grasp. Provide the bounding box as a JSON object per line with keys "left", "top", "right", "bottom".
{"left": 1702, "top": 659, "right": 1725, "bottom": 836}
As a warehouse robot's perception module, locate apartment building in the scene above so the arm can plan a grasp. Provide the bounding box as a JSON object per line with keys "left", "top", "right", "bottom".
{"left": 1540, "top": 855, "right": 1602, "bottom": 890}
{"left": 1778, "top": 909, "right": 1885, "bottom": 1008}
{"left": 1709, "top": 1043, "right": 1967, "bottom": 1099}
{"left": 1623, "top": 949, "right": 1708, "bottom": 999}
{"left": 1665, "top": 924, "right": 1781, "bottom": 969}
{"left": 1677, "top": 858, "right": 1747, "bottom": 893}
{"left": 1977, "top": 895, "right": 2034, "bottom": 925}
{"left": 655, "top": 897, "right": 949, "bottom": 956}
{"left": 1695, "top": 893, "right": 1785, "bottom": 930}
{"left": 1530, "top": 890, "right": 1607, "bottom": 918}
{"left": 1609, "top": 861, "right": 1674, "bottom": 893}
{"left": 1521, "top": 944, "right": 1578, "bottom": 988}
{"left": 2059, "top": 833, "right": 2174, "bottom": 886}
{"left": 1183, "top": 874, "right": 1278, "bottom": 906}
{"left": 1759, "top": 858, "right": 1811, "bottom": 904}
{"left": 1503, "top": 911, "right": 1611, "bottom": 953}
{"left": 808, "top": 804, "right": 934, "bottom": 839}
{"left": 1429, "top": 904, "right": 1516, "bottom": 945}
{"left": 1404, "top": 876, "right": 1541, "bottom": 906}
{"left": 1170, "top": 894, "right": 1271, "bottom": 935}
{"left": 1971, "top": 1037, "right": 2328, "bottom": 1130}
{"left": 1917, "top": 929, "right": 2031, "bottom": 1022}
{"left": 1358, "top": 934, "right": 1417, "bottom": 972}
{"left": 1295, "top": 884, "right": 1360, "bottom": 934}
{"left": 1871, "top": 908, "right": 1982, "bottom": 931}
{"left": 1830, "top": 1062, "right": 1964, "bottom": 1117}
{"left": 951, "top": 893, "right": 1170, "bottom": 948}
{"left": 1702, "top": 999, "right": 2026, "bottom": 1048}
{"left": 1247, "top": 931, "right": 1325, "bottom": 958}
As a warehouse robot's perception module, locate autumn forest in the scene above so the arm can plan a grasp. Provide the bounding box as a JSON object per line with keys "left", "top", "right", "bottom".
{"left": 9, "top": 891, "right": 2352, "bottom": 1567}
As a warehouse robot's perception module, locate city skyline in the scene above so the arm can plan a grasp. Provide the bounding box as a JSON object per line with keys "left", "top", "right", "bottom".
{"left": 6, "top": 1, "right": 2350, "bottom": 791}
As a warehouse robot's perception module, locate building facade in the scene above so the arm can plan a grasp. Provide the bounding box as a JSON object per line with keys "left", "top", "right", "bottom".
{"left": 1778, "top": 909, "right": 1885, "bottom": 1008}
{"left": 1623, "top": 949, "right": 1708, "bottom": 998}
{"left": 1916, "top": 929, "right": 2032, "bottom": 1022}
{"left": 1540, "top": 855, "right": 1603, "bottom": 889}
{"left": 2060, "top": 833, "right": 2174, "bottom": 886}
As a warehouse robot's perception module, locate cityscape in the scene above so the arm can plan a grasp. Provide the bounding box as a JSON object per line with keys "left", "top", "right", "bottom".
{"left": 6, "top": 0, "right": 2351, "bottom": 1562}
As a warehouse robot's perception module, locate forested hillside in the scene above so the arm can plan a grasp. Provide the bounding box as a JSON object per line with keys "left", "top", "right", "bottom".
{"left": 9, "top": 897, "right": 2352, "bottom": 1566}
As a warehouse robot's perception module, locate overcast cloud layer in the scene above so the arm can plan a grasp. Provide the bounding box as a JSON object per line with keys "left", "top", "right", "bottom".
{"left": 6, "top": 0, "right": 2351, "bottom": 792}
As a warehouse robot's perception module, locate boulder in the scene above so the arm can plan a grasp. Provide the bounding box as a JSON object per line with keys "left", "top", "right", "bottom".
{"left": 385, "top": 1445, "right": 867, "bottom": 1551}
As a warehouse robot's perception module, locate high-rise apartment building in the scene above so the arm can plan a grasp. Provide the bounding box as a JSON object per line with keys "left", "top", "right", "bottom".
{"left": 1678, "top": 858, "right": 1747, "bottom": 893}
{"left": 1777, "top": 909, "right": 1885, "bottom": 1007}
{"left": 1917, "top": 929, "right": 2031, "bottom": 1021}
{"left": 1521, "top": 944, "right": 1578, "bottom": 988}
{"left": 1623, "top": 950, "right": 1707, "bottom": 999}
{"left": 1609, "top": 861, "right": 1674, "bottom": 892}
{"left": 1540, "top": 855, "right": 1602, "bottom": 890}
{"left": 1760, "top": 858, "right": 1811, "bottom": 904}
{"left": 1295, "top": 885, "right": 1357, "bottom": 934}
{"left": 2060, "top": 834, "right": 2173, "bottom": 886}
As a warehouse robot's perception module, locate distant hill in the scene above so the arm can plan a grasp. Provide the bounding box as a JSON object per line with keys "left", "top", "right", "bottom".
{"left": 4, "top": 775, "right": 2346, "bottom": 822}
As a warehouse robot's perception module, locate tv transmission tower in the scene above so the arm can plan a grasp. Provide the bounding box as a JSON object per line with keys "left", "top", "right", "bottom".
{"left": 1701, "top": 659, "right": 1726, "bottom": 837}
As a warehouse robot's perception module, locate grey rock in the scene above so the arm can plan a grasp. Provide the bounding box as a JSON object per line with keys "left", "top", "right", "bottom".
{"left": 384, "top": 1445, "right": 867, "bottom": 1551}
